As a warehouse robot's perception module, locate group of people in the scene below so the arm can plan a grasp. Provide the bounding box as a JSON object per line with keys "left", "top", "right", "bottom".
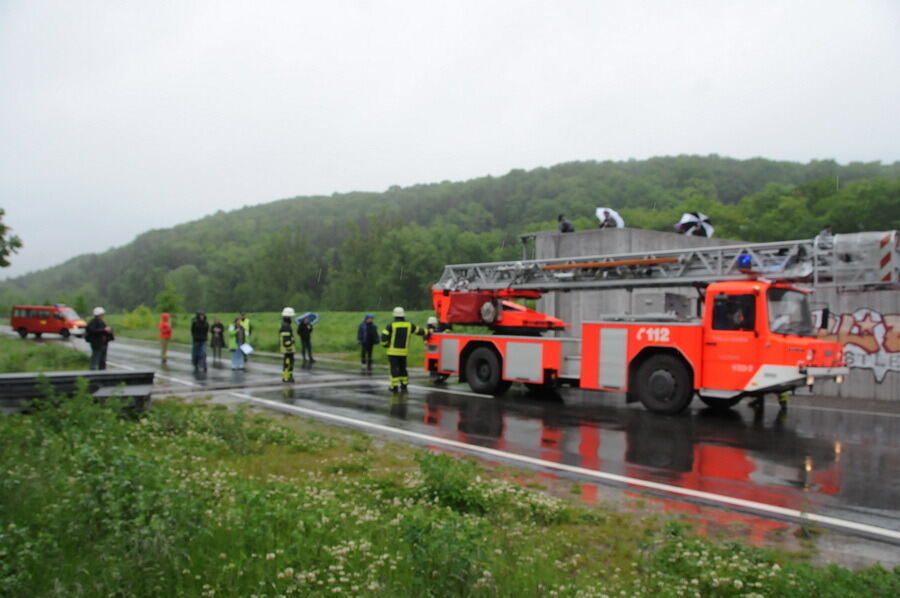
{"left": 558, "top": 209, "right": 621, "bottom": 233}
{"left": 283, "top": 307, "right": 427, "bottom": 392}
{"left": 277, "top": 309, "right": 316, "bottom": 382}
{"left": 88, "top": 305, "right": 439, "bottom": 393}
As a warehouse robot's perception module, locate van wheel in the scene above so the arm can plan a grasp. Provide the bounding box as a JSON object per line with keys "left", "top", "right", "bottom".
{"left": 633, "top": 355, "right": 693, "bottom": 415}
{"left": 60, "top": 328, "right": 70, "bottom": 339}
{"left": 698, "top": 395, "right": 742, "bottom": 410}
{"left": 17, "top": 328, "right": 27, "bottom": 339}
{"left": 465, "top": 346, "right": 507, "bottom": 395}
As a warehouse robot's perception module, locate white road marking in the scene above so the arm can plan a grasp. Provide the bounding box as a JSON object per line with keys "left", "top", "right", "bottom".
{"left": 225, "top": 390, "right": 900, "bottom": 544}
{"left": 407, "top": 383, "right": 487, "bottom": 398}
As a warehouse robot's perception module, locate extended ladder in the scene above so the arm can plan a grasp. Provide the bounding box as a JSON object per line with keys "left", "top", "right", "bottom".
{"left": 434, "top": 231, "right": 899, "bottom": 292}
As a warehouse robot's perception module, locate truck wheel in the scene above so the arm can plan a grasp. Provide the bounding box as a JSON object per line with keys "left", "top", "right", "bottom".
{"left": 634, "top": 355, "right": 693, "bottom": 415}
{"left": 465, "top": 346, "right": 506, "bottom": 395}
{"left": 698, "top": 396, "right": 742, "bottom": 410}
{"left": 33, "top": 332, "right": 42, "bottom": 339}
{"left": 17, "top": 328, "right": 28, "bottom": 339}
{"left": 60, "top": 328, "right": 70, "bottom": 339}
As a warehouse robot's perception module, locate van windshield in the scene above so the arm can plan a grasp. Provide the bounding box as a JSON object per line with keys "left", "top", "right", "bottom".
{"left": 59, "top": 308, "right": 81, "bottom": 320}
{"left": 767, "top": 288, "right": 814, "bottom": 336}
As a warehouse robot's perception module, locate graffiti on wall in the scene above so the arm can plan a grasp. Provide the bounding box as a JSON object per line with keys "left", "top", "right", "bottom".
{"left": 814, "top": 308, "right": 900, "bottom": 383}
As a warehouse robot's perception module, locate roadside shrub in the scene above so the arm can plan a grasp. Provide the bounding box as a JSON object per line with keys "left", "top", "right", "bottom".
{"left": 120, "top": 304, "right": 155, "bottom": 329}
{"left": 401, "top": 505, "right": 488, "bottom": 598}
{"left": 414, "top": 452, "right": 491, "bottom": 514}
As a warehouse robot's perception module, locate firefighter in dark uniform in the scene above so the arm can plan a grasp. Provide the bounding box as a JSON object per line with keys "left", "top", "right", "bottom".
{"left": 381, "top": 306, "right": 424, "bottom": 392}
{"left": 279, "top": 307, "right": 296, "bottom": 383}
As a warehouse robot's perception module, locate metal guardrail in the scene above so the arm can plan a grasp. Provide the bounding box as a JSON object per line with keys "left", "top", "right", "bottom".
{"left": 0, "top": 369, "right": 155, "bottom": 412}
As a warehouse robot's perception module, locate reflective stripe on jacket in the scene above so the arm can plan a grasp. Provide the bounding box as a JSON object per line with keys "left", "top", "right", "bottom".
{"left": 279, "top": 322, "right": 294, "bottom": 354}
{"left": 381, "top": 319, "right": 422, "bottom": 357}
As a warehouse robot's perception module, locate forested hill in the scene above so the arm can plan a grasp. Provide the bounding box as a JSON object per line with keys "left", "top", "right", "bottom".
{"left": 2, "top": 155, "right": 899, "bottom": 313}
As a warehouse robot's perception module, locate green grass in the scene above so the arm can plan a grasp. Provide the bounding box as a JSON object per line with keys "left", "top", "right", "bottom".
{"left": 105, "top": 309, "right": 438, "bottom": 364}
{"left": 1, "top": 392, "right": 898, "bottom": 597}
{"left": 0, "top": 334, "right": 89, "bottom": 373}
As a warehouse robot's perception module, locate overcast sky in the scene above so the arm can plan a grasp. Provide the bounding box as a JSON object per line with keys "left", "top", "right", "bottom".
{"left": 1, "top": 0, "right": 898, "bottom": 279}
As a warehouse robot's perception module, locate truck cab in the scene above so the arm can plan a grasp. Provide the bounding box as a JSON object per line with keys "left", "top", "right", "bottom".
{"left": 698, "top": 280, "right": 844, "bottom": 405}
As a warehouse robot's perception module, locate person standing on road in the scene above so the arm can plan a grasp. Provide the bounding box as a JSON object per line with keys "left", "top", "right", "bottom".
{"left": 85, "top": 306, "right": 114, "bottom": 370}
{"left": 279, "top": 307, "right": 296, "bottom": 383}
{"left": 381, "top": 306, "right": 424, "bottom": 392}
{"left": 298, "top": 315, "right": 315, "bottom": 365}
{"left": 239, "top": 312, "right": 252, "bottom": 362}
{"left": 191, "top": 311, "right": 209, "bottom": 372}
{"left": 209, "top": 317, "right": 225, "bottom": 364}
{"left": 228, "top": 317, "right": 246, "bottom": 370}
{"left": 357, "top": 313, "right": 378, "bottom": 374}
{"left": 158, "top": 312, "right": 172, "bottom": 364}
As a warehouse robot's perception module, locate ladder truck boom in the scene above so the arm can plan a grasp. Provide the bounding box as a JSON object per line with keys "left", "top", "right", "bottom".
{"left": 424, "top": 232, "right": 898, "bottom": 415}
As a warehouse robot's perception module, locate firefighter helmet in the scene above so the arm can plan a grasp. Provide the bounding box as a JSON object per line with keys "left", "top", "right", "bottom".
{"left": 281, "top": 307, "right": 296, "bottom": 317}
{"left": 392, "top": 306, "right": 405, "bottom": 317}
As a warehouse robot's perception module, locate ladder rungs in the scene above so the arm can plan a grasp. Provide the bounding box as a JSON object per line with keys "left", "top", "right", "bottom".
{"left": 541, "top": 256, "right": 679, "bottom": 271}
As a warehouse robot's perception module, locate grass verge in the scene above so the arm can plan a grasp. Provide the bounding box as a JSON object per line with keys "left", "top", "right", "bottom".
{"left": 0, "top": 334, "right": 89, "bottom": 373}
{"left": 1, "top": 390, "right": 898, "bottom": 597}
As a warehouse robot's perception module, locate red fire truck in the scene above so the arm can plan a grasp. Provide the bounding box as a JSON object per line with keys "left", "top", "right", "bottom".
{"left": 424, "top": 232, "right": 898, "bottom": 414}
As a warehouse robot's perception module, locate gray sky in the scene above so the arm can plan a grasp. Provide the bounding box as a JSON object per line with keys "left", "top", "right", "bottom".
{"left": 2, "top": 0, "right": 898, "bottom": 279}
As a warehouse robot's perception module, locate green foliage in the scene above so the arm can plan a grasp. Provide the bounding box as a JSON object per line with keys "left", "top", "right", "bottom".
{"left": 72, "top": 293, "right": 88, "bottom": 315}
{"left": 1, "top": 157, "right": 898, "bottom": 312}
{"left": 154, "top": 279, "right": 183, "bottom": 315}
{"left": 0, "top": 207, "right": 23, "bottom": 268}
{"left": 120, "top": 304, "right": 155, "bottom": 329}
{"left": 0, "top": 334, "right": 90, "bottom": 373}
{"left": 0, "top": 398, "right": 898, "bottom": 596}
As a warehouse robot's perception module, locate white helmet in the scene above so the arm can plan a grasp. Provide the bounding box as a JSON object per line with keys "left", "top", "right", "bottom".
{"left": 93, "top": 306, "right": 106, "bottom": 316}
{"left": 281, "top": 307, "right": 296, "bottom": 317}
{"left": 392, "top": 306, "right": 405, "bottom": 317}
{"left": 427, "top": 316, "right": 438, "bottom": 326}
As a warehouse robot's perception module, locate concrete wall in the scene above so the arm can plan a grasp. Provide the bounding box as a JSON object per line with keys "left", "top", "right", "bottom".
{"left": 810, "top": 288, "right": 900, "bottom": 401}
{"left": 535, "top": 228, "right": 736, "bottom": 335}
{"left": 535, "top": 228, "right": 900, "bottom": 402}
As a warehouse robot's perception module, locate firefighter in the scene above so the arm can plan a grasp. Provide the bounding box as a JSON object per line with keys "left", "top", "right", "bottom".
{"left": 279, "top": 307, "right": 296, "bottom": 383}
{"left": 381, "top": 306, "right": 424, "bottom": 392}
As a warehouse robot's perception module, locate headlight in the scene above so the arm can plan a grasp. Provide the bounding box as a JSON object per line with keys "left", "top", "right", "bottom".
{"left": 835, "top": 374, "right": 844, "bottom": 384}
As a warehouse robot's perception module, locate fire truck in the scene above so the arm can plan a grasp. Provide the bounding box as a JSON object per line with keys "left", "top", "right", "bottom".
{"left": 425, "top": 231, "right": 899, "bottom": 414}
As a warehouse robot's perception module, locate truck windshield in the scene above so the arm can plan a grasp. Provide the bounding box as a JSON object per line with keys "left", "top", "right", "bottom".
{"left": 767, "top": 288, "right": 814, "bottom": 336}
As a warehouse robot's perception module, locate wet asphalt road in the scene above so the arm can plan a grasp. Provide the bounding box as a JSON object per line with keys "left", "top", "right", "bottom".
{"left": 9, "top": 332, "right": 900, "bottom": 542}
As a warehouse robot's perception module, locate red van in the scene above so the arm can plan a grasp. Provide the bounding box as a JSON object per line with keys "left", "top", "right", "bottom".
{"left": 10, "top": 304, "right": 87, "bottom": 339}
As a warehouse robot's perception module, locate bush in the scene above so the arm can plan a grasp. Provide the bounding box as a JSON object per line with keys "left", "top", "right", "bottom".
{"left": 120, "top": 304, "right": 155, "bottom": 329}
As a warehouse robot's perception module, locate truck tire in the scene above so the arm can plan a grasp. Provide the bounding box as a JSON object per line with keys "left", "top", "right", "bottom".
{"left": 633, "top": 354, "right": 693, "bottom": 415}
{"left": 698, "top": 395, "right": 743, "bottom": 410}
{"left": 17, "top": 328, "right": 28, "bottom": 339}
{"left": 60, "top": 328, "right": 70, "bottom": 339}
{"left": 33, "top": 332, "right": 42, "bottom": 339}
{"left": 465, "top": 346, "right": 507, "bottom": 395}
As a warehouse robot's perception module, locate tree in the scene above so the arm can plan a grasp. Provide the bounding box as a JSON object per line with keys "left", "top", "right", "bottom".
{"left": 73, "top": 294, "right": 89, "bottom": 316}
{"left": 155, "top": 279, "right": 184, "bottom": 315}
{"left": 0, "top": 208, "right": 23, "bottom": 268}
